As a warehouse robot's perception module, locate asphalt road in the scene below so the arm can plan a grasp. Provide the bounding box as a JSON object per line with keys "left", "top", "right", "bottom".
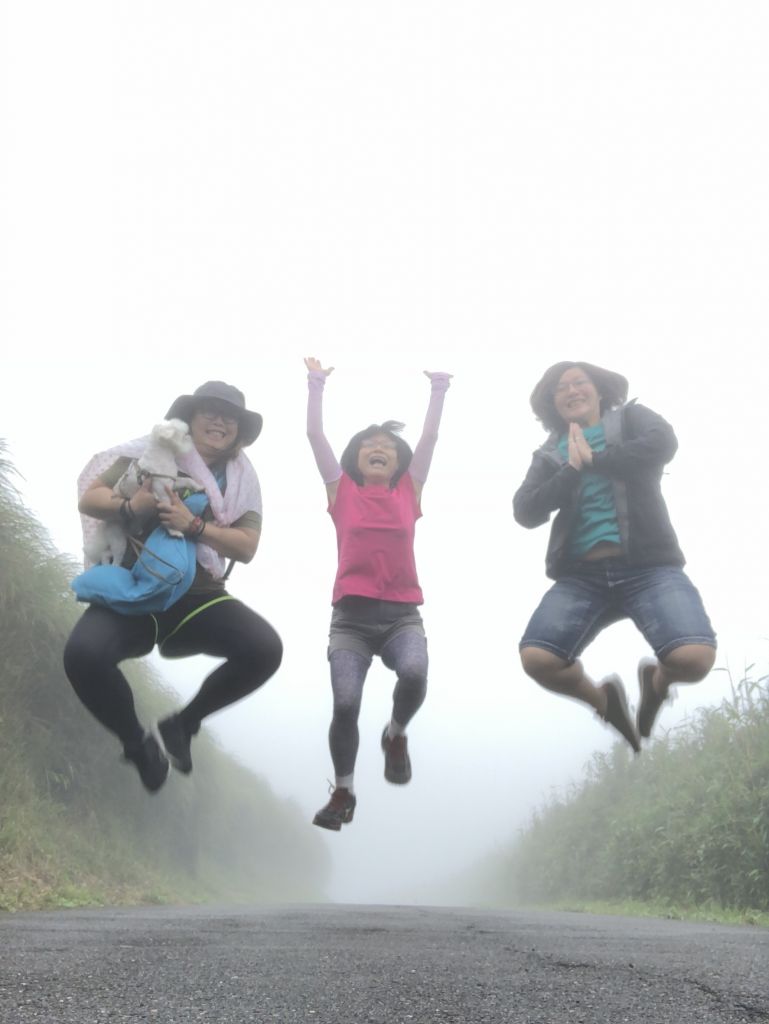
{"left": 1, "top": 903, "right": 767, "bottom": 1023}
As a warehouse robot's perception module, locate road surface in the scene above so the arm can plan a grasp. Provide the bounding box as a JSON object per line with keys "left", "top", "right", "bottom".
{"left": 1, "top": 903, "right": 767, "bottom": 1022}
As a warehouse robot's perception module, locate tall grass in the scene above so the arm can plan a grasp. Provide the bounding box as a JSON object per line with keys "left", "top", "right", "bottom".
{"left": 0, "top": 440, "right": 330, "bottom": 911}
{"left": 480, "top": 667, "right": 769, "bottom": 915}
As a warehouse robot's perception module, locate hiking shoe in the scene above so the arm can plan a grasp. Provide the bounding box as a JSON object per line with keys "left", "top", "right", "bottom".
{"left": 123, "top": 734, "right": 170, "bottom": 793}
{"left": 158, "top": 713, "right": 194, "bottom": 774}
{"left": 381, "top": 726, "right": 412, "bottom": 784}
{"left": 600, "top": 675, "right": 641, "bottom": 754}
{"left": 637, "top": 657, "right": 667, "bottom": 739}
{"left": 313, "top": 787, "right": 356, "bottom": 831}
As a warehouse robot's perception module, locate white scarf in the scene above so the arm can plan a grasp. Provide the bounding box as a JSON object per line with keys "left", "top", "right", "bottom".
{"left": 77, "top": 438, "right": 262, "bottom": 578}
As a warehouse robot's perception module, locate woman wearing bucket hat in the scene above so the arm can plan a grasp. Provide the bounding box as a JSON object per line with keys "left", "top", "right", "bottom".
{"left": 514, "top": 361, "right": 716, "bottom": 752}
{"left": 303, "top": 356, "right": 452, "bottom": 831}
{"left": 63, "top": 381, "right": 282, "bottom": 793}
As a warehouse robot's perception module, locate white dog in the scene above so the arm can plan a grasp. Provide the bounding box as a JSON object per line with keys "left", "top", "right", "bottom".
{"left": 86, "top": 419, "right": 200, "bottom": 566}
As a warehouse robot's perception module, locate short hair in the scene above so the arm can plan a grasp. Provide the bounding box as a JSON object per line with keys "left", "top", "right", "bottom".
{"left": 530, "top": 361, "right": 629, "bottom": 433}
{"left": 340, "top": 420, "right": 413, "bottom": 488}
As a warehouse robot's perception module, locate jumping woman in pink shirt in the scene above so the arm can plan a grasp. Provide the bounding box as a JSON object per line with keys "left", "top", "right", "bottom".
{"left": 304, "top": 357, "right": 452, "bottom": 831}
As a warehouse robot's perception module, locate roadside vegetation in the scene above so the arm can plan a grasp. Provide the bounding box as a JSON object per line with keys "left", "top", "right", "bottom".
{"left": 471, "top": 665, "right": 769, "bottom": 925}
{"left": 0, "top": 441, "right": 329, "bottom": 911}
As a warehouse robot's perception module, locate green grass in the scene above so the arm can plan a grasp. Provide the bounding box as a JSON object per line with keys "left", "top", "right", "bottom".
{"left": 0, "top": 440, "right": 331, "bottom": 912}
{"left": 469, "top": 664, "right": 769, "bottom": 922}
{"left": 528, "top": 899, "right": 769, "bottom": 929}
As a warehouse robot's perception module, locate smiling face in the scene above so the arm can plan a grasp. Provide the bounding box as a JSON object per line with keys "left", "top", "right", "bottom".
{"left": 189, "top": 401, "right": 241, "bottom": 463}
{"left": 553, "top": 367, "right": 602, "bottom": 428}
{"left": 357, "top": 432, "right": 399, "bottom": 485}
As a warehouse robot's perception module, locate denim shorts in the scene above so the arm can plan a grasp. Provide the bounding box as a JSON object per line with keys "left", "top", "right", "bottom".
{"left": 328, "top": 595, "right": 426, "bottom": 664}
{"left": 520, "top": 560, "right": 716, "bottom": 662}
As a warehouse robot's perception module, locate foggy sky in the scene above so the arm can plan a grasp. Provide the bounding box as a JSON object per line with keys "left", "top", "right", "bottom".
{"left": 2, "top": 2, "right": 767, "bottom": 902}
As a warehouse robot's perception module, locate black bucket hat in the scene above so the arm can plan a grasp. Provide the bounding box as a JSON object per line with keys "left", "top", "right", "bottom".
{"left": 166, "top": 381, "right": 263, "bottom": 446}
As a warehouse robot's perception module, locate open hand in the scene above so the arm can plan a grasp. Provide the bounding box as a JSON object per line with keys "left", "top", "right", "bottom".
{"left": 305, "top": 357, "right": 334, "bottom": 376}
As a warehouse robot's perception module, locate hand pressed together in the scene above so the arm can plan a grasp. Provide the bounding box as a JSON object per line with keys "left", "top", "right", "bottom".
{"left": 567, "top": 422, "right": 593, "bottom": 470}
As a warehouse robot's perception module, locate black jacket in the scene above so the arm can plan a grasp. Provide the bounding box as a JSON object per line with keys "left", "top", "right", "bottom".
{"left": 513, "top": 401, "right": 685, "bottom": 580}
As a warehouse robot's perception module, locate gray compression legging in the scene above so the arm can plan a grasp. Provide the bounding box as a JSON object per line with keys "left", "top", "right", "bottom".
{"left": 329, "top": 629, "right": 428, "bottom": 777}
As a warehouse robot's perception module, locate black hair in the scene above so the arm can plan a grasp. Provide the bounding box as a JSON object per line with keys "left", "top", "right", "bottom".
{"left": 340, "top": 420, "right": 413, "bottom": 488}
{"left": 530, "top": 361, "right": 629, "bottom": 433}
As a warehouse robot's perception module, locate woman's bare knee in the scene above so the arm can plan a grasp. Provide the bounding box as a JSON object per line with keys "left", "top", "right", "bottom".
{"left": 660, "top": 643, "right": 716, "bottom": 683}
{"left": 520, "top": 646, "right": 569, "bottom": 684}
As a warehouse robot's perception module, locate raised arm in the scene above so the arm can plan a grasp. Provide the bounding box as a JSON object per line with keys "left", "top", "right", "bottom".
{"left": 409, "top": 371, "right": 452, "bottom": 501}
{"left": 305, "top": 356, "right": 343, "bottom": 505}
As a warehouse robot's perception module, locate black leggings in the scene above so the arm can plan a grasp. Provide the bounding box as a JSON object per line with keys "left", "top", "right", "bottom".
{"left": 63, "top": 594, "right": 283, "bottom": 748}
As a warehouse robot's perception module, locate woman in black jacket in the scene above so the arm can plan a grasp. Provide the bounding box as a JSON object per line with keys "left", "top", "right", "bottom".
{"left": 514, "top": 361, "right": 716, "bottom": 750}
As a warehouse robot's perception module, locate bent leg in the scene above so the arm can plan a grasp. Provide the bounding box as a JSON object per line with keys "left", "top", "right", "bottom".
{"left": 520, "top": 646, "right": 640, "bottom": 752}
{"left": 519, "top": 646, "right": 607, "bottom": 715}
{"left": 328, "top": 648, "right": 370, "bottom": 778}
{"left": 62, "top": 605, "right": 155, "bottom": 746}
{"left": 380, "top": 628, "right": 429, "bottom": 729}
{"left": 161, "top": 598, "right": 283, "bottom": 731}
{"left": 636, "top": 643, "right": 717, "bottom": 740}
{"left": 518, "top": 572, "right": 621, "bottom": 715}
{"left": 657, "top": 642, "right": 717, "bottom": 688}
{"left": 622, "top": 566, "right": 717, "bottom": 736}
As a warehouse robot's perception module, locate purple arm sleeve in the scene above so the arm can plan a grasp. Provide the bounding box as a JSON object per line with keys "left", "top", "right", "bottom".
{"left": 409, "top": 373, "right": 451, "bottom": 484}
{"left": 306, "top": 372, "right": 343, "bottom": 484}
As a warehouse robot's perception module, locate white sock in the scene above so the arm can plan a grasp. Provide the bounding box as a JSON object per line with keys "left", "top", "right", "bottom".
{"left": 387, "top": 719, "right": 406, "bottom": 740}
{"left": 336, "top": 774, "right": 354, "bottom": 793}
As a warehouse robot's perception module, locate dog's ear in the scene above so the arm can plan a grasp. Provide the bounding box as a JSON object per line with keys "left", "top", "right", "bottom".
{"left": 151, "top": 420, "right": 174, "bottom": 443}
{"left": 152, "top": 419, "right": 188, "bottom": 445}
{"left": 163, "top": 418, "right": 193, "bottom": 453}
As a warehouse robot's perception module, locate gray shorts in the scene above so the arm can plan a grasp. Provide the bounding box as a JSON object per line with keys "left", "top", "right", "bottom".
{"left": 328, "top": 595, "right": 426, "bottom": 664}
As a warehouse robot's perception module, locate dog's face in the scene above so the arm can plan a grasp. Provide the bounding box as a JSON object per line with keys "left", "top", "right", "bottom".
{"left": 151, "top": 419, "right": 194, "bottom": 455}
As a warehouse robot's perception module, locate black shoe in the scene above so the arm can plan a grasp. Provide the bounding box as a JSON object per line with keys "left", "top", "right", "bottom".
{"left": 600, "top": 676, "right": 641, "bottom": 754}
{"left": 637, "top": 657, "right": 667, "bottom": 739}
{"left": 313, "top": 787, "right": 356, "bottom": 831}
{"left": 158, "top": 714, "right": 194, "bottom": 774}
{"left": 381, "top": 726, "right": 412, "bottom": 784}
{"left": 123, "top": 734, "right": 170, "bottom": 793}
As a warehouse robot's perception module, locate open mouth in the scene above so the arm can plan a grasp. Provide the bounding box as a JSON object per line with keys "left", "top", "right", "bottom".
{"left": 368, "top": 455, "right": 388, "bottom": 467}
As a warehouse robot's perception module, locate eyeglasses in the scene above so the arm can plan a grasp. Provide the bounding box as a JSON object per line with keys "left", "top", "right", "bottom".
{"left": 554, "top": 377, "right": 592, "bottom": 395}
{"left": 197, "top": 404, "right": 240, "bottom": 426}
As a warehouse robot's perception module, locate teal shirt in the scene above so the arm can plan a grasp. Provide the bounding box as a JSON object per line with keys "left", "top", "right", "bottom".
{"left": 557, "top": 424, "right": 621, "bottom": 558}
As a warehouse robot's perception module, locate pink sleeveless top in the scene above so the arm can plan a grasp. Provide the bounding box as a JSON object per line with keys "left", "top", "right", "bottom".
{"left": 330, "top": 472, "right": 423, "bottom": 605}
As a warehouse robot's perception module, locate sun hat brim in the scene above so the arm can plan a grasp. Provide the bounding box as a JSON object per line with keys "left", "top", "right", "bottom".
{"left": 166, "top": 394, "right": 263, "bottom": 446}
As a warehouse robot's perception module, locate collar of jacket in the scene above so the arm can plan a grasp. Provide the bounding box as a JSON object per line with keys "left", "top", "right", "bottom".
{"left": 536, "top": 401, "right": 635, "bottom": 468}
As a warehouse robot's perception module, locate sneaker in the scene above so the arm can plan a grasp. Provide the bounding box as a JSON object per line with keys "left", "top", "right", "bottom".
{"left": 158, "top": 714, "right": 194, "bottom": 774}
{"left": 123, "top": 734, "right": 170, "bottom": 793}
{"left": 313, "top": 787, "right": 356, "bottom": 831}
{"left": 381, "top": 726, "right": 412, "bottom": 784}
{"left": 637, "top": 657, "right": 667, "bottom": 739}
{"left": 600, "top": 676, "right": 641, "bottom": 754}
